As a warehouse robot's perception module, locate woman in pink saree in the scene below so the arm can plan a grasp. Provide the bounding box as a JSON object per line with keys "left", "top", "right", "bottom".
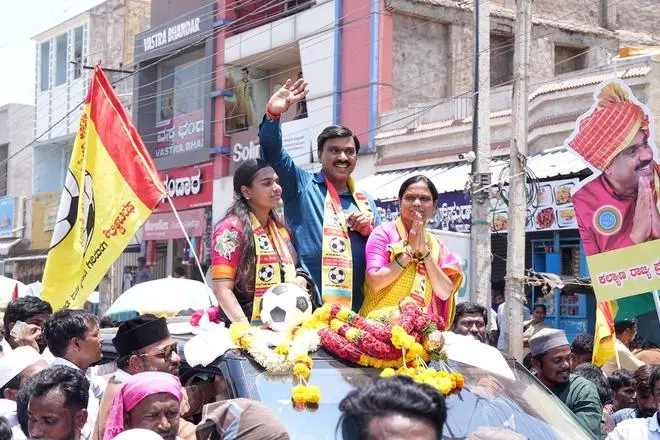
{"left": 361, "top": 176, "right": 464, "bottom": 328}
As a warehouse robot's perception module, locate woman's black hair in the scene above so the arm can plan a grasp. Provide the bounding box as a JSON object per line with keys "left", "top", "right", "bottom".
{"left": 221, "top": 159, "right": 291, "bottom": 298}
{"left": 398, "top": 175, "right": 439, "bottom": 204}
{"left": 337, "top": 375, "right": 446, "bottom": 440}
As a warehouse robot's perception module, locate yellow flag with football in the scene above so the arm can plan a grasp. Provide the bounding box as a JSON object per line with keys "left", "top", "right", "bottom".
{"left": 42, "top": 66, "right": 165, "bottom": 310}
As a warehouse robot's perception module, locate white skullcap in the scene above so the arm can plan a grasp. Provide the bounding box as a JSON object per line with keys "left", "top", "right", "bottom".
{"left": 114, "top": 429, "right": 163, "bottom": 440}
{"left": 529, "top": 328, "right": 569, "bottom": 357}
{"left": 0, "top": 346, "right": 44, "bottom": 388}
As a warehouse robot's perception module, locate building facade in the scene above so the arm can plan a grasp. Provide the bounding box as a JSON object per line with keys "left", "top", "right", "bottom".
{"left": 25, "top": 0, "right": 151, "bottom": 284}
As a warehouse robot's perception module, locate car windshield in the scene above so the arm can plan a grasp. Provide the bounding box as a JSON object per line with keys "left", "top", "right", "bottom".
{"left": 249, "top": 357, "right": 595, "bottom": 440}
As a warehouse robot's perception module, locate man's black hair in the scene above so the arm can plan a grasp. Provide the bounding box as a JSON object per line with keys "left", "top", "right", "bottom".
{"left": 533, "top": 303, "right": 547, "bottom": 314}
{"left": 0, "top": 416, "right": 11, "bottom": 440}
{"left": 614, "top": 319, "right": 637, "bottom": 336}
{"left": 3, "top": 296, "right": 52, "bottom": 337}
{"left": 99, "top": 316, "right": 118, "bottom": 329}
{"left": 18, "top": 366, "right": 89, "bottom": 435}
{"left": 338, "top": 375, "right": 446, "bottom": 440}
{"left": 174, "top": 266, "right": 186, "bottom": 277}
{"left": 608, "top": 369, "right": 634, "bottom": 393}
{"left": 453, "top": 302, "right": 488, "bottom": 326}
{"left": 570, "top": 333, "right": 594, "bottom": 356}
{"left": 573, "top": 362, "right": 612, "bottom": 405}
{"left": 317, "top": 125, "right": 360, "bottom": 155}
{"left": 650, "top": 365, "right": 660, "bottom": 398}
{"left": 43, "top": 309, "right": 98, "bottom": 357}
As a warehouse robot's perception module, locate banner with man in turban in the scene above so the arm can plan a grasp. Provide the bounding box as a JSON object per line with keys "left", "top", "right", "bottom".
{"left": 563, "top": 79, "right": 660, "bottom": 367}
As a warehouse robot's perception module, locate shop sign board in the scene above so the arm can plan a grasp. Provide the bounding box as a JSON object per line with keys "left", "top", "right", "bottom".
{"left": 375, "top": 177, "right": 579, "bottom": 234}
{"left": 31, "top": 192, "right": 61, "bottom": 249}
{"left": 143, "top": 207, "right": 206, "bottom": 241}
{"left": 154, "top": 161, "right": 213, "bottom": 212}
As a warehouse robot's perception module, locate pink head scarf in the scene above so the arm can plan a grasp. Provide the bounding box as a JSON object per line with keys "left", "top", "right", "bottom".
{"left": 104, "top": 371, "right": 184, "bottom": 440}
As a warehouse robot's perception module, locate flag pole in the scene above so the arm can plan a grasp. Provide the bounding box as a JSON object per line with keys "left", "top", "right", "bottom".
{"left": 166, "top": 195, "right": 215, "bottom": 306}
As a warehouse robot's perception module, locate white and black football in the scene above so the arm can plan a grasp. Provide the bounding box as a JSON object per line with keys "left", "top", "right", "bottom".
{"left": 260, "top": 283, "right": 312, "bottom": 332}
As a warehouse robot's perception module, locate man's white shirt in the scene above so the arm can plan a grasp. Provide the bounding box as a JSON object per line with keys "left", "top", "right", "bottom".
{"left": 606, "top": 413, "right": 660, "bottom": 440}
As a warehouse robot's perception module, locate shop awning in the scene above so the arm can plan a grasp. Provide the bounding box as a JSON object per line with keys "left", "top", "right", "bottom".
{"left": 359, "top": 148, "right": 589, "bottom": 201}
{"left": 0, "top": 239, "right": 24, "bottom": 257}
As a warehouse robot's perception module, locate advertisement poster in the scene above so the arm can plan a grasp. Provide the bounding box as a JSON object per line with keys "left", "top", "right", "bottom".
{"left": 375, "top": 177, "right": 578, "bottom": 235}
{"left": 0, "top": 197, "right": 15, "bottom": 237}
{"left": 31, "top": 192, "right": 61, "bottom": 249}
{"left": 154, "top": 110, "right": 204, "bottom": 160}
{"left": 562, "top": 79, "right": 660, "bottom": 302}
{"left": 224, "top": 66, "right": 269, "bottom": 133}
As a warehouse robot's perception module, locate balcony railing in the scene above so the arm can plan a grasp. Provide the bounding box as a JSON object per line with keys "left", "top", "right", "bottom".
{"left": 229, "top": 0, "right": 314, "bottom": 36}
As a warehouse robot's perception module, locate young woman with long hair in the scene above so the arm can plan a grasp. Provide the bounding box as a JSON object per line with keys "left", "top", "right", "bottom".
{"left": 211, "top": 159, "right": 311, "bottom": 324}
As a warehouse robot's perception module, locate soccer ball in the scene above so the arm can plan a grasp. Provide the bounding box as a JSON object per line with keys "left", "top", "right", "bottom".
{"left": 50, "top": 170, "right": 95, "bottom": 253}
{"left": 258, "top": 265, "right": 275, "bottom": 282}
{"left": 257, "top": 235, "right": 271, "bottom": 250}
{"left": 328, "top": 267, "right": 346, "bottom": 284}
{"left": 260, "top": 283, "right": 312, "bottom": 332}
{"left": 329, "top": 237, "right": 346, "bottom": 254}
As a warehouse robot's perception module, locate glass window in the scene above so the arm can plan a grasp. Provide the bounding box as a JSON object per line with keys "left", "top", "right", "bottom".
{"left": 156, "top": 49, "right": 205, "bottom": 122}
{"left": 40, "top": 41, "right": 50, "bottom": 91}
{"left": 0, "top": 144, "right": 7, "bottom": 196}
{"left": 73, "top": 27, "right": 83, "bottom": 79}
{"left": 55, "top": 33, "right": 68, "bottom": 86}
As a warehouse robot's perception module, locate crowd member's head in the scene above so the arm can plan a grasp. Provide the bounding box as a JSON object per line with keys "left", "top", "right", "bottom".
{"left": 100, "top": 316, "right": 119, "bottom": 329}
{"left": 573, "top": 362, "right": 612, "bottom": 406}
{"left": 138, "top": 257, "right": 147, "bottom": 268}
{"left": 196, "top": 398, "right": 289, "bottom": 440}
{"left": 632, "top": 364, "right": 659, "bottom": 417}
{"left": 3, "top": 296, "right": 52, "bottom": 352}
{"left": 650, "top": 367, "right": 660, "bottom": 415}
{"left": 451, "top": 302, "right": 487, "bottom": 343}
{"left": 25, "top": 366, "right": 89, "bottom": 440}
{"left": 397, "top": 175, "right": 439, "bottom": 227}
{"left": 0, "top": 346, "right": 49, "bottom": 401}
{"left": 0, "top": 416, "right": 10, "bottom": 440}
{"left": 173, "top": 267, "right": 186, "bottom": 278}
{"left": 113, "top": 315, "right": 180, "bottom": 376}
{"left": 529, "top": 329, "right": 572, "bottom": 389}
{"left": 570, "top": 333, "right": 594, "bottom": 369}
{"left": 614, "top": 319, "right": 637, "bottom": 346}
{"left": 531, "top": 304, "right": 547, "bottom": 324}
{"left": 105, "top": 372, "right": 183, "bottom": 440}
{"left": 317, "top": 125, "right": 360, "bottom": 188}
{"left": 338, "top": 375, "right": 446, "bottom": 440}
{"left": 43, "top": 309, "right": 102, "bottom": 370}
{"left": 607, "top": 370, "right": 636, "bottom": 412}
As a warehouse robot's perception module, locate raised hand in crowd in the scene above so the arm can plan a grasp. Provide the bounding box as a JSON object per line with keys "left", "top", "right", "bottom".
{"left": 266, "top": 78, "right": 309, "bottom": 116}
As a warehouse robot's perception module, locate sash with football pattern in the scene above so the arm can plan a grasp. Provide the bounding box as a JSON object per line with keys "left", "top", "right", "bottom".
{"left": 321, "top": 175, "right": 374, "bottom": 308}
{"left": 250, "top": 212, "right": 296, "bottom": 325}
{"left": 392, "top": 217, "right": 440, "bottom": 306}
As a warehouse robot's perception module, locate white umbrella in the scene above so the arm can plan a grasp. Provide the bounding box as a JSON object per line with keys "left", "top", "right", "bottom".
{"left": 26, "top": 281, "right": 42, "bottom": 297}
{"left": 105, "top": 277, "right": 216, "bottom": 317}
{"left": 0, "top": 276, "right": 28, "bottom": 303}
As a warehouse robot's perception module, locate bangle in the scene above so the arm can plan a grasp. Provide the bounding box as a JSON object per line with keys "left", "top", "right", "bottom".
{"left": 420, "top": 251, "right": 432, "bottom": 262}
{"left": 265, "top": 105, "right": 281, "bottom": 120}
{"left": 394, "top": 256, "right": 406, "bottom": 269}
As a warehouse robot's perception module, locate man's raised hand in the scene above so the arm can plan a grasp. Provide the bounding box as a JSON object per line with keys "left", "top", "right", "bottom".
{"left": 266, "top": 78, "right": 309, "bottom": 116}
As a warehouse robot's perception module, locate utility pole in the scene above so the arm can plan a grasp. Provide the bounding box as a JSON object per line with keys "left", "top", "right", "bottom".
{"left": 504, "top": 0, "right": 532, "bottom": 360}
{"left": 470, "top": 0, "right": 492, "bottom": 309}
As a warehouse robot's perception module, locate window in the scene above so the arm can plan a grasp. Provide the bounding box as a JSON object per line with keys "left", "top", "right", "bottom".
{"left": 73, "top": 27, "right": 83, "bottom": 79}
{"left": 55, "top": 33, "right": 68, "bottom": 86}
{"left": 554, "top": 44, "right": 587, "bottom": 76}
{"left": 40, "top": 42, "right": 50, "bottom": 91}
{"left": 156, "top": 49, "right": 205, "bottom": 122}
{"left": 490, "top": 34, "right": 514, "bottom": 87}
{"left": 0, "top": 144, "right": 8, "bottom": 197}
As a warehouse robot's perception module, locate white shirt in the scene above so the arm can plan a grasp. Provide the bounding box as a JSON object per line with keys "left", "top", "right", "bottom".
{"left": 51, "top": 357, "right": 107, "bottom": 440}
{"left": 1, "top": 338, "right": 55, "bottom": 363}
{"left": 606, "top": 413, "right": 660, "bottom": 440}
{"left": 0, "top": 398, "right": 26, "bottom": 440}
{"left": 496, "top": 302, "right": 531, "bottom": 350}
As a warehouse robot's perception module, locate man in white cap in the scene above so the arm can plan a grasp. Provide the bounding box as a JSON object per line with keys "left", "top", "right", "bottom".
{"left": 0, "top": 346, "right": 49, "bottom": 439}
{"left": 530, "top": 328, "right": 603, "bottom": 437}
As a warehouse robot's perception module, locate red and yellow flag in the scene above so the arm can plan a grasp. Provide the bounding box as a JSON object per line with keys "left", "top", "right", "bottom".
{"left": 42, "top": 66, "right": 165, "bottom": 310}
{"left": 592, "top": 300, "right": 617, "bottom": 367}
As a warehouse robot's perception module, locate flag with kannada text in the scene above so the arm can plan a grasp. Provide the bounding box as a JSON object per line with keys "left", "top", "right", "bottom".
{"left": 42, "top": 65, "right": 165, "bottom": 310}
